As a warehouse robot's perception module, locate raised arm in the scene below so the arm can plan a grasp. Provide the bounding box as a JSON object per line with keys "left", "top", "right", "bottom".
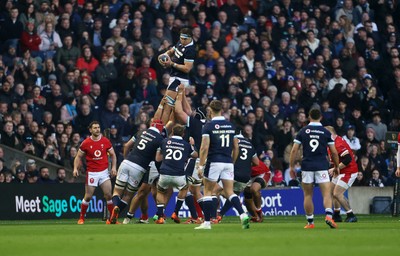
{"left": 123, "top": 137, "right": 135, "bottom": 158}
{"left": 175, "top": 86, "right": 189, "bottom": 124}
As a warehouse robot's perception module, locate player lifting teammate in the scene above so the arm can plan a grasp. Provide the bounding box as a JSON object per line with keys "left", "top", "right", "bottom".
{"left": 108, "top": 120, "right": 164, "bottom": 224}
{"left": 153, "top": 125, "right": 198, "bottom": 224}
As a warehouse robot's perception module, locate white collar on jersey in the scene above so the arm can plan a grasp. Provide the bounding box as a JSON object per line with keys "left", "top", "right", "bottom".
{"left": 211, "top": 116, "right": 225, "bottom": 121}
{"left": 308, "top": 122, "right": 322, "bottom": 126}
{"left": 149, "top": 127, "right": 160, "bottom": 133}
{"left": 171, "top": 136, "right": 183, "bottom": 140}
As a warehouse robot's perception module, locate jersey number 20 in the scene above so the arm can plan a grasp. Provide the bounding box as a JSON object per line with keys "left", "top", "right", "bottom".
{"left": 165, "top": 149, "right": 183, "bottom": 160}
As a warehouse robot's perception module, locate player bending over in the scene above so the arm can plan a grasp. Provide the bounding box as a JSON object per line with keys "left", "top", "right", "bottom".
{"left": 325, "top": 126, "right": 358, "bottom": 223}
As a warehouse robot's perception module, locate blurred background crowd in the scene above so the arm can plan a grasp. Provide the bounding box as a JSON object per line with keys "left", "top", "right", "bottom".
{"left": 0, "top": 0, "right": 399, "bottom": 187}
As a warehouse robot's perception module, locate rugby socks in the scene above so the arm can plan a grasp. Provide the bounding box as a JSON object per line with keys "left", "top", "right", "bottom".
{"left": 185, "top": 194, "right": 198, "bottom": 219}
{"left": 126, "top": 212, "right": 134, "bottom": 220}
{"left": 211, "top": 196, "right": 218, "bottom": 218}
{"left": 229, "top": 194, "right": 244, "bottom": 215}
{"left": 325, "top": 208, "right": 333, "bottom": 218}
{"left": 157, "top": 204, "right": 165, "bottom": 217}
{"left": 202, "top": 196, "right": 213, "bottom": 222}
{"left": 333, "top": 208, "right": 341, "bottom": 218}
{"left": 306, "top": 214, "right": 314, "bottom": 224}
{"left": 220, "top": 200, "right": 233, "bottom": 216}
{"left": 79, "top": 199, "right": 89, "bottom": 219}
{"left": 195, "top": 199, "right": 204, "bottom": 218}
{"left": 107, "top": 200, "right": 114, "bottom": 214}
{"left": 112, "top": 195, "right": 121, "bottom": 208}
{"left": 118, "top": 200, "right": 128, "bottom": 212}
{"left": 346, "top": 210, "right": 355, "bottom": 218}
{"left": 141, "top": 213, "right": 148, "bottom": 220}
{"left": 174, "top": 198, "right": 185, "bottom": 214}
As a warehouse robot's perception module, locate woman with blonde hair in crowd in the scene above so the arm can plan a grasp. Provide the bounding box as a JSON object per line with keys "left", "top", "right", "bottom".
{"left": 338, "top": 15, "right": 355, "bottom": 40}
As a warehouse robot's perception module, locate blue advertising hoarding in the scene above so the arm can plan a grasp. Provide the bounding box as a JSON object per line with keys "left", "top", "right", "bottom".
{"left": 0, "top": 184, "right": 325, "bottom": 220}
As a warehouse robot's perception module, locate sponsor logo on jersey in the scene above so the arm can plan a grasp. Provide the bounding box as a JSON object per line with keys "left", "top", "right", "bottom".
{"left": 94, "top": 150, "right": 101, "bottom": 157}
{"left": 215, "top": 124, "right": 220, "bottom": 129}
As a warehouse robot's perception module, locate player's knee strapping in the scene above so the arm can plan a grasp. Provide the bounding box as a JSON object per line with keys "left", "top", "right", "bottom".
{"left": 115, "top": 180, "right": 127, "bottom": 190}
{"left": 166, "top": 95, "right": 175, "bottom": 107}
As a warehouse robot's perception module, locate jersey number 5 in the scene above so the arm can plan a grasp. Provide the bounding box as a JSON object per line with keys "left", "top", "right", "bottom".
{"left": 137, "top": 139, "right": 148, "bottom": 150}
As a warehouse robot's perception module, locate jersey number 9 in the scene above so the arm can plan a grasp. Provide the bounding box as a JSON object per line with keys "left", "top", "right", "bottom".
{"left": 309, "top": 139, "right": 319, "bottom": 152}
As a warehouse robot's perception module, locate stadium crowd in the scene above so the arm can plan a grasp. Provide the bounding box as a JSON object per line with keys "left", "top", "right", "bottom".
{"left": 0, "top": 0, "right": 399, "bottom": 187}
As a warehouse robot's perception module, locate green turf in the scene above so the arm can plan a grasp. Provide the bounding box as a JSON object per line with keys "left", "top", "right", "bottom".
{"left": 1, "top": 215, "right": 399, "bottom": 256}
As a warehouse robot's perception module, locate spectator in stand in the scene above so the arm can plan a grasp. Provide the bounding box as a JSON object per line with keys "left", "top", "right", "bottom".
{"left": 94, "top": 52, "right": 118, "bottom": 97}
{"left": 0, "top": 6, "right": 23, "bottom": 50}
{"left": 76, "top": 45, "right": 99, "bottom": 75}
{"left": 353, "top": 171, "right": 367, "bottom": 186}
{"left": 55, "top": 35, "right": 80, "bottom": 73}
{"left": 60, "top": 96, "right": 77, "bottom": 125}
{"left": 366, "top": 111, "right": 387, "bottom": 142}
{"left": 368, "top": 169, "right": 385, "bottom": 187}
{"left": 343, "top": 125, "right": 361, "bottom": 153}
{"left": 20, "top": 19, "right": 42, "bottom": 57}
{"left": 55, "top": 167, "right": 68, "bottom": 183}
{"left": 36, "top": 166, "right": 55, "bottom": 183}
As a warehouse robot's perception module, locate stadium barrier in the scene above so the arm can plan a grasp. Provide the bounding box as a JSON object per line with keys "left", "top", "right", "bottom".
{"left": 0, "top": 184, "right": 393, "bottom": 220}
{"left": 0, "top": 184, "right": 324, "bottom": 220}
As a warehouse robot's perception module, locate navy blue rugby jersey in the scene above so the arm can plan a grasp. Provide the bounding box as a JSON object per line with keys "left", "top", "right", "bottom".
{"left": 202, "top": 116, "right": 235, "bottom": 163}
{"left": 126, "top": 127, "right": 163, "bottom": 170}
{"left": 159, "top": 136, "right": 194, "bottom": 176}
{"left": 234, "top": 136, "right": 257, "bottom": 183}
{"left": 185, "top": 116, "right": 205, "bottom": 151}
{"left": 294, "top": 122, "right": 334, "bottom": 171}
{"left": 170, "top": 40, "right": 196, "bottom": 80}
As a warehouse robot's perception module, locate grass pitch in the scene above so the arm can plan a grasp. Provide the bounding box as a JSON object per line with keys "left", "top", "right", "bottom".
{"left": 1, "top": 215, "right": 399, "bottom": 256}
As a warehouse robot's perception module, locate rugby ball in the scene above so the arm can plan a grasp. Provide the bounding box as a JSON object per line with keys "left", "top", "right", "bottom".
{"left": 160, "top": 55, "right": 169, "bottom": 62}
